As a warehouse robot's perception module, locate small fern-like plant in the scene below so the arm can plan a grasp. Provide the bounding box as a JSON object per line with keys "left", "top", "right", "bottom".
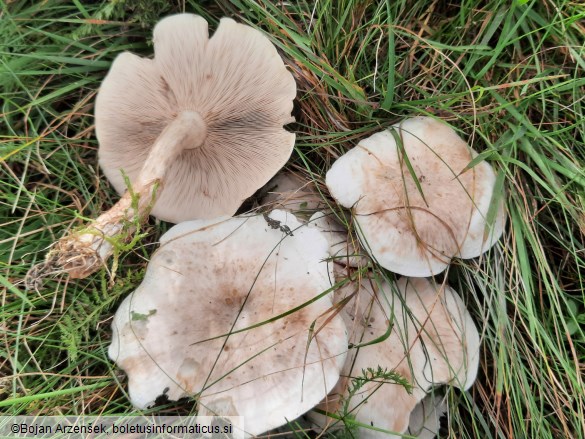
{"left": 59, "top": 268, "right": 145, "bottom": 364}
{"left": 343, "top": 366, "right": 413, "bottom": 416}
{"left": 329, "top": 366, "right": 413, "bottom": 437}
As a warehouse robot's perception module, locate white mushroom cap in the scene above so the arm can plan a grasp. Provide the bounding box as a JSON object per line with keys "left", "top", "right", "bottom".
{"left": 310, "top": 276, "right": 479, "bottom": 438}
{"left": 407, "top": 392, "right": 448, "bottom": 439}
{"left": 399, "top": 277, "right": 480, "bottom": 391}
{"left": 97, "top": 14, "right": 296, "bottom": 223}
{"left": 308, "top": 211, "right": 368, "bottom": 268}
{"left": 108, "top": 210, "right": 347, "bottom": 436}
{"left": 261, "top": 172, "right": 326, "bottom": 216}
{"left": 325, "top": 116, "right": 505, "bottom": 276}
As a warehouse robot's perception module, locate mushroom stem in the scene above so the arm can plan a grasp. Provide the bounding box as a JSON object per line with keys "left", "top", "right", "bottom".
{"left": 137, "top": 111, "right": 207, "bottom": 182}
{"left": 26, "top": 111, "right": 207, "bottom": 287}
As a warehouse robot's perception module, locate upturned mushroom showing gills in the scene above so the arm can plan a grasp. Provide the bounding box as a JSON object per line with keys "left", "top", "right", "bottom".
{"left": 325, "top": 116, "right": 505, "bottom": 277}
{"left": 108, "top": 210, "right": 347, "bottom": 436}
{"left": 310, "top": 277, "right": 479, "bottom": 438}
{"left": 27, "top": 13, "right": 296, "bottom": 283}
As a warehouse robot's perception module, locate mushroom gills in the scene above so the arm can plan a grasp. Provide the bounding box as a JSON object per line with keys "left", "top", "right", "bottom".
{"left": 26, "top": 13, "right": 296, "bottom": 285}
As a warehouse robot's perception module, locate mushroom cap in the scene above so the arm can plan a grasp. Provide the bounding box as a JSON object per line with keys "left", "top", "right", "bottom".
{"left": 311, "top": 276, "right": 479, "bottom": 438}
{"left": 108, "top": 210, "right": 347, "bottom": 436}
{"left": 308, "top": 211, "right": 368, "bottom": 268}
{"left": 397, "top": 277, "right": 480, "bottom": 391}
{"left": 97, "top": 14, "right": 296, "bottom": 223}
{"left": 325, "top": 116, "right": 505, "bottom": 276}
{"left": 260, "top": 172, "right": 326, "bottom": 218}
{"left": 407, "top": 392, "right": 448, "bottom": 439}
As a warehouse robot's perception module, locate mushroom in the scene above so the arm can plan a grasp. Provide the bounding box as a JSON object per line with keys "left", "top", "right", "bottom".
{"left": 257, "top": 173, "right": 369, "bottom": 268}
{"left": 308, "top": 211, "right": 368, "bottom": 269}
{"left": 260, "top": 171, "right": 327, "bottom": 218}
{"left": 309, "top": 276, "right": 480, "bottom": 438}
{"left": 27, "top": 13, "right": 296, "bottom": 283}
{"left": 325, "top": 116, "right": 505, "bottom": 277}
{"left": 407, "top": 392, "right": 448, "bottom": 439}
{"left": 108, "top": 210, "right": 347, "bottom": 436}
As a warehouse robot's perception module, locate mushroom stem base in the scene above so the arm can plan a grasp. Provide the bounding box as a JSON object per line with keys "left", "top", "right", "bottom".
{"left": 25, "top": 181, "right": 159, "bottom": 289}
{"left": 26, "top": 111, "right": 207, "bottom": 289}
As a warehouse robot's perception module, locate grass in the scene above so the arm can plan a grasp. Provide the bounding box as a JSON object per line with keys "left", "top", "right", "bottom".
{"left": 1, "top": 0, "right": 584, "bottom": 437}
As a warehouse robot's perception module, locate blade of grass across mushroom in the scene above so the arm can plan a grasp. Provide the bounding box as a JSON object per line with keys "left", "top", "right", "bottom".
{"left": 165, "top": 213, "right": 352, "bottom": 415}
{"left": 386, "top": 123, "right": 457, "bottom": 270}
{"left": 326, "top": 117, "right": 507, "bottom": 277}
{"left": 389, "top": 119, "right": 492, "bottom": 259}
{"left": 309, "top": 274, "right": 480, "bottom": 438}
{"left": 461, "top": 151, "right": 507, "bottom": 257}
{"left": 388, "top": 124, "right": 429, "bottom": 208}
{"left": 108, "top": 211, "right": 350, "bottom": 434}
{"left": 188, "top": 268, "right": 365, "bottom": 347}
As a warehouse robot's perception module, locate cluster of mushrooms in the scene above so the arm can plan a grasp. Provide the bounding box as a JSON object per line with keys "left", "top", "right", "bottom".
{"left": 29, "top": 13, "right": 505, "bottom": 438}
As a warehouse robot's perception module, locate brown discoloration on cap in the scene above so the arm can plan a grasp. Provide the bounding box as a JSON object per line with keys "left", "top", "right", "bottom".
{"left": 326, "top": 117, "right": 505, "bottom": 276}
{"left": 356, "top": 119, "right": 477, "bottom": 262}
{"left": 311, "top": 276, "right": 479, "bottom": 438}
{"left": 308, "top": 211, "right": 369, "bottom": 268}
{"left": 108, "top": 211, "right": 347, "bottom": 435}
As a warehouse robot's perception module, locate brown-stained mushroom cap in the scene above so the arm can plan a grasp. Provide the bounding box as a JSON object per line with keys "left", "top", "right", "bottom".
{"left": 308, "top": 211, "right": 368, "bottom": 269}
{"left": 310, "top": 276, "right": 479, "bottom": 438}
{"left": 108, "top": 210, "right": 347, "bottom": 435}
{"left": 260, "top": 171, "right": 326, "bottom": 218}
{"left": 407, "top": 392, "right": 448, "bottom": 439}
{"left": 326, "top": 116, "right": 505, "bottom": 277}
{"left": 97, "top": 14, "right": 296, "bottom": 223}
